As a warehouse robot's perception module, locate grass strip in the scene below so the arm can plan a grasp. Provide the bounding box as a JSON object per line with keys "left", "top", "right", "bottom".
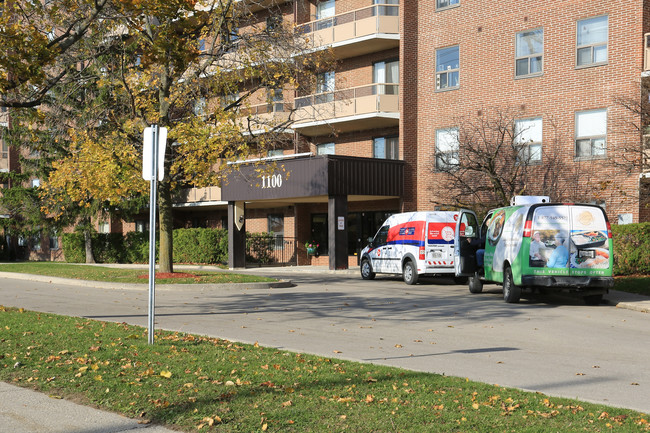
{"left": 1, "top": 307, "right": 648, "bottom": 432}
{"left": 614, "top": 277, "right": 650, "bottom": 297}
{"left": 0, "top": 263, "right": 276, "bottom": 285}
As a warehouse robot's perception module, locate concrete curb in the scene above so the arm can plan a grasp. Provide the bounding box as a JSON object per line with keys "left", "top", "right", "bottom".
{"left": 0, "top": 271, "right": 293, "bottom": 291}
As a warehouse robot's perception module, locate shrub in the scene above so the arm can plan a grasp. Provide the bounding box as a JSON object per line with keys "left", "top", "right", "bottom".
{"left": 612, "top": 222, "right": 650, "bottom": 276}
{"left": 246, "top": 232, "right": 275, "bottom": 264}
{"left": 125, "top": 231, "right": 150, "bottom": 263}
{"left": 62, "top": 233, "right": 86, "bottom": 263}
{"left": 173, "top": 228, "right": 228, "bottom": 264}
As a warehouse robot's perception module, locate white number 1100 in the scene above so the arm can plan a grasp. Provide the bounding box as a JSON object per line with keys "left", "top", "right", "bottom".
{"left": 261, "top": 174, "right": 282, "bottom": 189}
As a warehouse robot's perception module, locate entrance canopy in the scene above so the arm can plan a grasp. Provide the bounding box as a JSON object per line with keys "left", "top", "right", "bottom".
{"left": 222, "top": 154, "right": 405, "bottom": 269}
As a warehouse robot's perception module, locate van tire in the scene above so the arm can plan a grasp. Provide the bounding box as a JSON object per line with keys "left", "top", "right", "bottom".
{"left": 468, "top": 272, "right": 483, "bottom": 293}
{"left": 403, "top": 260, "right": 419, "bottom": 285}
{"left": 360, "top": 259, "right": 375, "bottom": 280}
{"left": 503, "top": 266, "right": 521, "bottom": 303}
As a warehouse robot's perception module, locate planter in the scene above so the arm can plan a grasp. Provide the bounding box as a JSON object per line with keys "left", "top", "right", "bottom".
{"left": 306, "top": 247, "right": 318, "bottom": 255}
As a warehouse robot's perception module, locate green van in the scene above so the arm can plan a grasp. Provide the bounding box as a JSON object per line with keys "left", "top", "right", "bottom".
{"left": 454, "top": 196, "right": 614, "bottom": 304}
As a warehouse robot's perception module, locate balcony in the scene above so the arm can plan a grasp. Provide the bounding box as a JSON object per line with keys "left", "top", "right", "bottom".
{"left": 174, "top": 186, "right": 224, "bottom": 208}
{"left": 237, "top": 102, "right": 294, "bottom": 134}
{"left": 298, "top": 5, "right": 399, "bottom": 59}
{"left": 292, "top": 83, "right": 399, "bottom": 136}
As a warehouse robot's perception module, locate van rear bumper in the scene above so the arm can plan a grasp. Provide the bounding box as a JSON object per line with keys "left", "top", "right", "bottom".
{"left": 521, "top": 275, "right": 614, "bottom": 289}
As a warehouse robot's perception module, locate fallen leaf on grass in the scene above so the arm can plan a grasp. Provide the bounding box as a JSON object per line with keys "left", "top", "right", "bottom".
{"left": 160, "top": 370, "right": 172, "bottom": 378}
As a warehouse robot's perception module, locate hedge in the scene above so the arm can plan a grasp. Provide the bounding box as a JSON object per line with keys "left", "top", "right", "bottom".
{"left": 611, "top": 222, "right": 650, "bottom": 276}
{"left": 62, "top": 228, "right": 228, "bottom": 265}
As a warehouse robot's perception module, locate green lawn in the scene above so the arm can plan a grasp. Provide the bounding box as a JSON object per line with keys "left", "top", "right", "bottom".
{"left": 0, "top": 262, "right": 276, "bottom": 284}
{"left": 1, "top": 307, "right": 648, "bottom": 432}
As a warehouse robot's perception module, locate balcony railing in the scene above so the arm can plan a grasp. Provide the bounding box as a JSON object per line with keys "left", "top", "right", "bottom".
{"left": 298, "top": 5, "right": 399, "bottom": 51}
{"left": 293, "top": 83, "right": 399, "bottom": 135}
{"left": 175, "top": 186, "right": 222, "bottom": 205}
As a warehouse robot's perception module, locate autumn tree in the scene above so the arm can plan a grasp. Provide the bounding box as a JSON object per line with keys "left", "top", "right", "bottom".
{"left": 1, "top": 0, "right": 331, "bottom": 271}
{"left": 429, "top": 107, "right": 603, "bottom": 214}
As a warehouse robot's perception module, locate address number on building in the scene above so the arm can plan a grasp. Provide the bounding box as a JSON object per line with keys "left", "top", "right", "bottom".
{"left": 261, "top": 174, "right": 283, "bottom": 189}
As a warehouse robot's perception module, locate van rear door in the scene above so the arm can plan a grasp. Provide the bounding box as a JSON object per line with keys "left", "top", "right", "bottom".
{"left": 568, "top": 206, "right": 613, "bottom": 277}
{"left": 454, "top": 210, "right": 479, "bottom": 276}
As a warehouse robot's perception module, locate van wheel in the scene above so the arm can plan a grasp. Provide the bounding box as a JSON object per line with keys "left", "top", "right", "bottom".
{"left": 584, "top": 294, "right": 603, "bottom": 306}
{"left": 468, "top": 272, "right": 483, "bottom": 294}
{"left": 403, "top": 260, "right": 419, "bottom": 285}
{"left": 360, "top": 259, "right": 375, "bottom": 280}
{"left": 503, "top": 266, "right": 521, "bottom": 303}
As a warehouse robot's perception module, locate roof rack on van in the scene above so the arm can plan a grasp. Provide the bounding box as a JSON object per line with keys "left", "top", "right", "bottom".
{"left": 510, "top": 195, "right": 551, "bottom": 206}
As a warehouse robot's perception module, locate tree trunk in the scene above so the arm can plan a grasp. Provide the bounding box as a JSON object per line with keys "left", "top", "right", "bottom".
{"left": 158, "top": 180, "right": 174, "bottom": 273}
{"left": 84, "top": 229, "right": 95, "bottom": 264}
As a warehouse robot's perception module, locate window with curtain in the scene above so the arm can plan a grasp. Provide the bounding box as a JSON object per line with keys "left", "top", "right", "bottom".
{"left": 516, "top": 28, "right": 543, "bottom": 77}
{"left": 435, "top": 128, "right": 459, "bottom": 170}
{"left": 317, "top": 142, "right": 335, "bottom": 155}
{"left": 515, "top": 117, "right": 542, "bottom": 163}
{"left": 436, "top": 46, "right": 459, "bottom": 90}
{"left": 315, "top": 71, "right": 335, "bottom": 104}
{"left": 373, "top": 136, "right": 399, "bottom": 160}
{"left": 577, "top": 16, "right": 608, "bottom": 67}
{"left": 575, "top": 109, "right": 607, "bottom": 158}
{"left": 373, "top": 59, "right": 399, "bottom": 95}
{"left": 316, "top": 0, "right": 335, "bottom": 30}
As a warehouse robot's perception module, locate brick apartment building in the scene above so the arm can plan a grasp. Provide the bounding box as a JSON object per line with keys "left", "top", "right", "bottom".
{"left": 2, "top": 0, "right": 649, "bottom": 267}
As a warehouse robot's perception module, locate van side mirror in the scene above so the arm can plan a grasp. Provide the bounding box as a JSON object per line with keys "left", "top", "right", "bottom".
{"left": 367, "top": 237, "right": 374, "bottom": 247}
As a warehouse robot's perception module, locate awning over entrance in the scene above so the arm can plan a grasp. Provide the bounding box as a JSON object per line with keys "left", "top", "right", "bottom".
{"left": 222, "top": 154, "right": 405, "bottom": 269}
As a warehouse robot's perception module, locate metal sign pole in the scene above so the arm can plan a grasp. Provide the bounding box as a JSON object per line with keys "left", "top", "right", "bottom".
{"left": 147, "top": 124, "right": 158, "bottom": 345}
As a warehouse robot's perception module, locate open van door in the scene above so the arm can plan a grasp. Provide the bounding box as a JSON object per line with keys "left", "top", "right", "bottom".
{"left": 454, "top": 210, "right": 479, "bottom": 277}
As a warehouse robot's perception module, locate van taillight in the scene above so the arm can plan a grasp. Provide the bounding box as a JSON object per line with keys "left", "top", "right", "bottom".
{"left": 607, "top": 221, "right": 612, "bottom": 239}
{"left": 523, "top": 220, "right": 533, "bottom": 237}
{"left": 419, "top": 247, "right": 425, "bottom": 260}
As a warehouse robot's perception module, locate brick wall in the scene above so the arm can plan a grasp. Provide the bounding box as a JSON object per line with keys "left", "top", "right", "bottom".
{"left": 404, "top": 0, "right": 648, "bottom": 222}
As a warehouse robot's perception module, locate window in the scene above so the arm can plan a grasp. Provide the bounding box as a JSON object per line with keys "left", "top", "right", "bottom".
{"left": 198, "top": 38, "right": 206, "bottom": 52}
{"left": 436, "top": 0, "right": 459, "bottom": 10}
{"left": 516, "top": 29, "right": 543, "bottom": 77}
{"left": 268, "top": 149, "right": 284, "bottom": 157}
{"left": 373, "top": 59, "right": 399, "bottom": 95}
{"left": 315, "top": 71, "right": 335, "bottom": 104}
{"left": 515, "top": 117, "right": 542, "bottom": 163}
{"left": 435, "top": 128, "right": 459, "bottom": 170}
{"left": 373, "top": 136, "right": 399, "bottom": 160}
{"left": 436, "top": 46, "right": 459, "bottom": 90}
{"left": 316, "top": 0, "right": 335, "bottom": 30}
{"left": 268, "top": 214, "right": 284, "bottom": 249}
{"left": 268, "top": 88, "right": 284, "bottom": 112}
{"left": 193, "top": 97, "right": 206, "bottom": 116}
{"left": 317, "top": 142, "right": 335, "bottom": 155}
{"left": 98, "top": 221, "right": 110, "bottom": 233}
{"left": 31, "top": 178, "right": 40, "bottom": 188}
{"left": 135, "top": 220, "right": 147, "bottom": 232}
{"left": 575, "top": 109, "right": 607, "bottom": 158}
{"left": 577, "top": 16, "right": 608, "bottom": 67}
{"left": 49, "top": 235, "right": 59, "bottom": 250}
{"left": 374, "top": 0, "right": 399, "bottom": 4}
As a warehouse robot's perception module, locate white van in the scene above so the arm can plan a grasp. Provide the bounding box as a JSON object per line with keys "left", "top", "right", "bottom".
{"left": 360, "top": 211, "right": 460, "bottom": 284}
{"left": 454, "top": 196, "right": 614, "bottom": 304}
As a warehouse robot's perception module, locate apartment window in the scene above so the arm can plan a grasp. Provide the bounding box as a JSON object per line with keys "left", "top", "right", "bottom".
{"left": 31, "top": 178, "right": 40, "bottom": 188}
{"left": 315, "top": 71, "right": 335, "bottom": 104}
{"left": 436, "top": 0, "right": 459, "bottom": 10}
{"left": 268, "top": 88, "right": 284, "bottom": 112}
{"left": 436, "top": 46, "right": 459, "bottom": 90}
{"left": 31, "top": 234, "right": 42, "bottom": 252}
{"left": 435, "top": 128, "right": 459, "bottom": 170}
{"left": 268, "top": 149, "right": 284, "bottom": 157}
{"left": 193, "top": 97, "right": 207, "bottom": 116}
{"left": 317, "top": 142, "right": 335, "bottom": 155}
{"left": 575, "top": 109, "right": 607, "bottom": 158}
{"left": 1, "top": 141, "right": 8, "bottom": 158}
{"left": 373, "top": 59, "right": 399, "bottom": 95}
{"left": 98, "top": 221, "right": 110, "bottom": 233}
{"left": 515, "top": 117, "right": 542, "bottom": 163}
{"left": 515, "top": 28, "right": 543, "bottom": 77}
{"left": 268, "top": 214, "right": 284, "bottom": 249}
{"left": 373, "top": 136, "right": 399, "bottom": 160}
{"left": 198, "top": 38, "right": 206, "bottom": 52}
{"left": 49, "top": 234, "right": 59, "bottom": 250}
{"left": 374, "top": 0, "right": 399, "bottom": 4}
{"left": 316, "top": 0, "right": 335, "bottom": 30}
{"left": 135, "top": 220, "right": 148, "bottom": 232}
{"left": 577, "top": 16, "right": 608, "bottom": 67}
